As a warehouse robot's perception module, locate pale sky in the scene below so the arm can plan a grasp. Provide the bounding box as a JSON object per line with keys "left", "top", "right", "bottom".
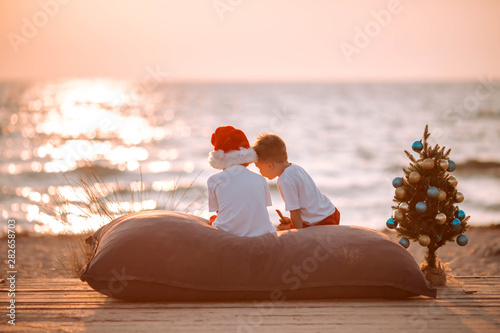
{"left": 0, "top": 0, "right": 499, "bottom": 82}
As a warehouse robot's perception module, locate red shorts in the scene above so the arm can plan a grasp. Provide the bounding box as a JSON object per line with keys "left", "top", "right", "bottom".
{"left": 301, "top": 209, "right": 340, "bottom": 228}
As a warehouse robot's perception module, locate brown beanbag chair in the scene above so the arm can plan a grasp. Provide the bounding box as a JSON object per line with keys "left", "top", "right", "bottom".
{"left": 80, "top": 211, "right": 436, "bottom": 301}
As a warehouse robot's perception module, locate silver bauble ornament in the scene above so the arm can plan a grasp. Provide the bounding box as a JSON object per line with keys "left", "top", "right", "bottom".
{"left": 456, "top": 192, "right": 464, "bottom": 203}
{"left": 395, "top": 187, "right": 406, "bottom": 199}
{"left": 439, "top": 159, "right": 449, "bottom": 170}
{"left": 399, "top": 202, "right": 410, "bottom": 211}
{"left": 422, "top": 158, "right": 435, "bottom": 170}
{"left": 394, "top": 210, "right": 405, "bottom": 222}
{"left": 437, "top": 190, "right": 447, "bottom": 201}
{"left": 419, "top": 234, "right": 431, "bottom": 246}
{"left": 409, "top": 171, "right": 421, "bottom": 184}
{"left": 435, "top": 213, "right": 446, "bottom": 224}
{"left": 448, "top": 176, "right": 458, "bottom": 187}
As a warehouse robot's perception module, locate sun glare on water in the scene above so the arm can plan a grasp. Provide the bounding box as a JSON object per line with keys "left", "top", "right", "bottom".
{"left": 0, "top": 79, "right": 206, "bottom": 235}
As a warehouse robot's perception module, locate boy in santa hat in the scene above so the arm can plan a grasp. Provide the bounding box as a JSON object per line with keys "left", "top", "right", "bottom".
{"left": 207, "top": 126, "right": 276, "bottom": 237}
{"left": 253, "top": 133, "right": 340, "bottom": 230}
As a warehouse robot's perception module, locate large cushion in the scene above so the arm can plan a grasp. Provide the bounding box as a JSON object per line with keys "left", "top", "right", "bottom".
{"left": 80, "top": 211, "right": 436, "bottom": 301}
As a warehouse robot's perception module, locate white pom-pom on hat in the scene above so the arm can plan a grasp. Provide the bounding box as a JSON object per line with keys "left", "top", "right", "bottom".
{"left": 208, "top": 126, "right": 257, "bottom": 169}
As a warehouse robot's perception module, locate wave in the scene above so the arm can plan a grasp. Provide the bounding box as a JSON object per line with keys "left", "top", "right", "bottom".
{"left": 64, "top": 164, "right": 125, "bottom": 178}
{"left": 457, "top": 160, "right": 500, "bottom": 171}
{"left": 475, "top": 109, "right": 500, "bottom": 119}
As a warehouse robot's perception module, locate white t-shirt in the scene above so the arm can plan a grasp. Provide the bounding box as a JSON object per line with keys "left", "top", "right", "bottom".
{"left": 277, "top": 164, "right": 335, "bottom": 225}
{"left": 208, "top": 165, "right": 275, "bottom": 237}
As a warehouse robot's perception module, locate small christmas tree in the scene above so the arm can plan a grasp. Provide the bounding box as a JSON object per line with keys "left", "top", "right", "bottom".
{"left": 387, "top": 125, "right": 470, "bottom": 286}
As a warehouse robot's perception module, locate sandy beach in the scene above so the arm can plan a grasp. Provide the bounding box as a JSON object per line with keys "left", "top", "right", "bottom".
{"left": 384, "top": 225, "right": 500, "bottom": 276}
{"left": 1, "top": 225, "right": 499, "bottom": 281}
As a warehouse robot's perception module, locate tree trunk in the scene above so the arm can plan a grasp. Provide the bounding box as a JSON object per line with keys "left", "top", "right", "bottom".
{"left": 425, "top": 244, "right": 437, "bottom": 268}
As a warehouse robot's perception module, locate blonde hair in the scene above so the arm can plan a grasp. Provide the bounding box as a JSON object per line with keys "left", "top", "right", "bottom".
{"left": 253, "top": 133, "right": 288, "bottom": 163}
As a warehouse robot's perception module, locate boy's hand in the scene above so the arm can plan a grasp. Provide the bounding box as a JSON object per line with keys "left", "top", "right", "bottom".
{"left": 275, "top": 210, "right": 292, "bottom": 230}
{"left": 276, "top": 222, "right": 291, "bottom": 230}
{"left": 279, "top": 216, "right": 291, "bottom": 225}
{"left": 276, "top": 210, "right": 291, "bottom": 224}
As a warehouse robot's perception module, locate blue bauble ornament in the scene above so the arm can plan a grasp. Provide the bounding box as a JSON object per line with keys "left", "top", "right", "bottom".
{"left": 412, "top": 140, "right": 423, "bottom": 152}
{"left": 415, "top": 201, "right": 427, "bottom": 213}
{"left": 437, "top": 235, "right": 443, "bottom": 243}
{"left": 386, "top": 217, "right": 397, "bottom": 229}
{"left": 448, "top": 160, "right": 456, "bottom": 172}
{"left": 457, "top": 234, "right": 468, "bottom": 246}
{"left": 427, "top": 186, "right": 439, "bottom": 199}
{"left": 457, "top": 210, "right": 466, "bottom": 221}
{"left": 399, "top": 237, "right": 410, "bottom": 248}
{"left": 392, "top": 177, "right": 404, "bottom": 188}
{"left": 451, "top": 218, "right": 461, "bottom": 229}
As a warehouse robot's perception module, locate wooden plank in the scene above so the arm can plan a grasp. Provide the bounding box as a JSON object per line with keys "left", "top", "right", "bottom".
{"left": 6, "top": 304, "right": 500, "bottom": 321}
{"left": 9, "top": 291, "right": 500, "bottom": 303}
{"left": 4, "top": 317, "right": 499, "bottom": 331}
{"left": 12, "top": 293, "right": 498, "bottom": 301}
{"left": 10, "top": 292, "right": 500, "bottom": 303}
{"left": 9, "top": 299, "right": 500, "bottom": 309}
{"left": 8, "top": 306, "right": 500, "bottom": 320}
{"left": 11, "top": 294, "right": 500, "bottom": 302}
{"left": 3, "top": 276, "right": 499, "bottom": 289}
{"left": 3, "top": 278, "right": 500, "bottom": 301}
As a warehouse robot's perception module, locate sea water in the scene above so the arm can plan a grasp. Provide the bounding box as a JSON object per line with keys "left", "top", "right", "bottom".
{"left": 1, "top": 79, "right": 499, "bottom": 235}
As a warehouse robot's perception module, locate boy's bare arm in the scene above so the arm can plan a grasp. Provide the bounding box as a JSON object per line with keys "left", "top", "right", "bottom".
{"left": 290, "top": 210, "right": 303, "bottom": 229}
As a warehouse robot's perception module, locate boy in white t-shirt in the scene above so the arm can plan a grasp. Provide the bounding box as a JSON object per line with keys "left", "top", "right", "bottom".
{"left": 253, "top": 133, "right": 340, "bottom": 230}
{"left": 207, "top": 126, "right": 276, "bottom": 237}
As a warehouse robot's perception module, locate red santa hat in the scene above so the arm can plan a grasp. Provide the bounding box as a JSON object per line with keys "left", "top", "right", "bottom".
{"left": 208, "top": 126, "right": 257, "bottom": 169}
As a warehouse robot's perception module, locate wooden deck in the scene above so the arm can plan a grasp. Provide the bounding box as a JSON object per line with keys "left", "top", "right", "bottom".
{"left": 1, "top": 277, "right": 500, "bottom": 332}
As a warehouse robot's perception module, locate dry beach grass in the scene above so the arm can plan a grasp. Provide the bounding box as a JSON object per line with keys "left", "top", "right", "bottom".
{"left": 0, "top": 164, "right": 206, "bottom": 279}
